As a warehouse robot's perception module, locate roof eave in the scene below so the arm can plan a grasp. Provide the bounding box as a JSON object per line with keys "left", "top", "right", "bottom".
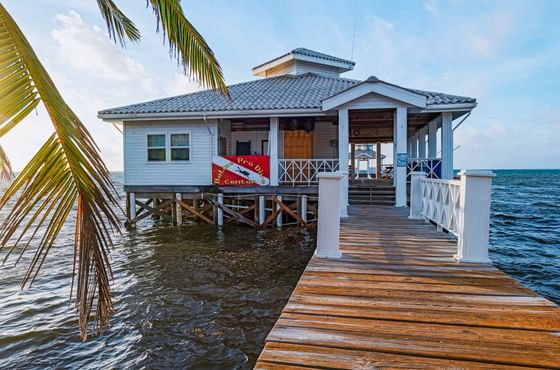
{"left": 413, "top": 102, "right": 478, "bottom": 113}
{"left": 98, "top": 107, "right": 327, "bottom": 122}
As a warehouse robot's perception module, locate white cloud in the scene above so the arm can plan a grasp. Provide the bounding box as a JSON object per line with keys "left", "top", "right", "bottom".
{"left": 165, "top": 73, "right": 204, "bottom": 96}
{"left": 51, "top": 11, "right": 152, "bottom": 91}
{"left": 424, "top": 0, "right": 438, "bottom": 16}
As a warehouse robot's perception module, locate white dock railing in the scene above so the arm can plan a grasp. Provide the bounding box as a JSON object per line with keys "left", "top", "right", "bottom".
{"left": 279, "top": 159, "right": 339, "bottom": 186}
{"left": 407, "top": 157, "right": 442, "bottom": 179}
{"left": 410, "top": 170, "right": 495, "bottom": 263}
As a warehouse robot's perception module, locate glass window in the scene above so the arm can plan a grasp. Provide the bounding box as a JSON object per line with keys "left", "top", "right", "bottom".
{"left": 147, "top": 134, "right": 166, "bottom": 161}
{"left": 170, "top": 133, "right": 190, "bottom": 161}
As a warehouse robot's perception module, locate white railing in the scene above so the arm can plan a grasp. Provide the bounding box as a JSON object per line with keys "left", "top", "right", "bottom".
{"left": 279, "top": 159, "right": 339, "bottom": 186}
{"left": 419, "top": 178, "right": 462, "bottom": 236}
{"left": 408, "top": 158, "right": 442, "bottom": 179}
{"left": 409, "top": 170, "right": 495, "bottom": 263}
{"left": 381, "top": 164, "right": 394, "bottom": 179}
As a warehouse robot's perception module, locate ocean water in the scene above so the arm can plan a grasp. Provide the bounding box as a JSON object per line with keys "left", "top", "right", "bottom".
{"left": 0, "top": 169, "right": 559, "bottom": 369}
{"left": 489, "top": 169, "right": 560, "bottom": 304}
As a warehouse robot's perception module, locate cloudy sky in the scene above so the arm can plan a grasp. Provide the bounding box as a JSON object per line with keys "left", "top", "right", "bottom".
{"left": 2, "top": 0, "right": 559, "bottom": 170}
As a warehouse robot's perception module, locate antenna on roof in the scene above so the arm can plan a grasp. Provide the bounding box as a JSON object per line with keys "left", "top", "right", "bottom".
{"left": 350, "top": 20, "right": 357, "bottom": 61}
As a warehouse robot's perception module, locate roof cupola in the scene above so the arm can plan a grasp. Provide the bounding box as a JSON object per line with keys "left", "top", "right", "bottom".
{"left": 252, "top": 48, "right": 355, "bottom": 78}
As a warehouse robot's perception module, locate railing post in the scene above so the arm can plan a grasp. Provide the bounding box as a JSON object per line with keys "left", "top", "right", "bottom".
{"left": 316, "top": 173, "right": 342, "bottom": 258}
{"left": 456, "top": 170, "right": 495, "bottom": 263}
{"left": 409, "top": 171, "right": 426, "bottom": 219}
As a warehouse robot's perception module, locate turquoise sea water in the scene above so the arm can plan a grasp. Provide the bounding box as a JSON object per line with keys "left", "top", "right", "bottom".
{"left": 0, "top": 169, "right": 559, "bottom": 369}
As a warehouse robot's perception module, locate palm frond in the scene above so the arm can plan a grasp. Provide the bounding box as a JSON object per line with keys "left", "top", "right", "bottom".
{"left": 0, "top": 4, "right": 121, "bottom": 340}
{"left": 96, "top": 0, "right": 140, "bottom": 46}
{"left": 147, "top": 0, "right": 228, "bottom": 95}
{"left": 0, "top": 144, "right": 14, "bottom": 180}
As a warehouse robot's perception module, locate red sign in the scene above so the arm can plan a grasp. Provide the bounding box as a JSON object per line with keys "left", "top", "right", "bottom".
{"left": 212, "top": 156, "right": 270, "bottom": 186}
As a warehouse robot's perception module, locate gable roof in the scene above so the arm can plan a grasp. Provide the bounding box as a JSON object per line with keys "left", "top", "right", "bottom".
{"left": 98, "top": 73, "right": 476, "bottom": 118}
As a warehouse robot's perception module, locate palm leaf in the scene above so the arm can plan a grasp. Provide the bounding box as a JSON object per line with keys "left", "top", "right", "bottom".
{"left": 96, "top": 0, "right": 141, "bottom": 46}
{"left": 0, "top": 4, "right": 121, "bottom": 340}
{"left": 0, "top": 144, "right": 13, "bottom": 180}
{"left": 147, "top": 0, "right": 228, "bottom": 95}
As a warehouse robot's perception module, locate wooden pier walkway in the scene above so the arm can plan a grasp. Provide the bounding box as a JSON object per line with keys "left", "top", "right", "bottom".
{"left": 256, "top": 206, "right": 560, "bottom": 369}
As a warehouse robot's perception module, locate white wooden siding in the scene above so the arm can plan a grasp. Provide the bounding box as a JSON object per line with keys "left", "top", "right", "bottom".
{"left": 294, "top": 61, "right": 340, "bottom": 78}
{"left": 123, "top": 120, "right": 217, "bottom": 185}
{"left": 264, "top": 63, "right": 296, "bottom": 78}
{"left": 218, "top": 120, "right": 232, "bottom": 154}
{"left": 313, "top": 121, "right": 338, "bottom": 158}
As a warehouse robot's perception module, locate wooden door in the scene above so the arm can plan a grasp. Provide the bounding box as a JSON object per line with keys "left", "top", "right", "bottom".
{"left": 283, "top": 130, "right": 312, "bottom": 159}
{"left": 283, "top": 130, "right": 312, "bottom": 183}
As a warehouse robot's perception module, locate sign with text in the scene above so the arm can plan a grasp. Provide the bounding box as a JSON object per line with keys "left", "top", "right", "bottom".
{"left": 396, "top": 153, "right": 408, "bottom": 167}
{"left": 212, "top": 156, "right": 270, "bottom": 186}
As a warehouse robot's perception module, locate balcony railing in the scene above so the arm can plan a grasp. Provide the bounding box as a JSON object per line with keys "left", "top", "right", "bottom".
{"left": 279, "top": 159, "right": 339, "bottom": 186}
{"left": 408, "top": 157, "right": 442, "bottom": 179}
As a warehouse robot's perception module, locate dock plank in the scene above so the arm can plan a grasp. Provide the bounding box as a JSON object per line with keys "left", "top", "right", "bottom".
{"left": 255, "top": 205, "right": 560, "bottom": 369}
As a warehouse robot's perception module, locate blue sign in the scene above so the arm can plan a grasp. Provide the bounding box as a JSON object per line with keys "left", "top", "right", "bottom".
{"left": 396, "top": 153, "right": 408, "bottom": 167}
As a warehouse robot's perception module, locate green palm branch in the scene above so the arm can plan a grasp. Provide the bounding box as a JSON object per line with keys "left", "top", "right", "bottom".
{"left": 0, "top": 0, "right": 227, "bottom": 340}
{"left": 0, "top": 145, "right": 13, "bottom": 180}
{"left": 0, "top": 3, "right": 120, "bottom": 340}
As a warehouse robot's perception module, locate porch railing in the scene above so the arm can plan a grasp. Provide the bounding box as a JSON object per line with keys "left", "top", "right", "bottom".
{"left": 419, "top": 178, "right": 462, "bottom": 236}
{"left": 279, "top": 159, "right": 339, "bottom": 186}
{"left": 410, "top": 171, "right": 495, "bottom": 263}
{"left": 408, "top": 158, "right": 442, "bottom": 179}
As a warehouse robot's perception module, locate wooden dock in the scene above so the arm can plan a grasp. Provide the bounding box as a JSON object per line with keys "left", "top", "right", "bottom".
{"left": 255, "top": 206, "right": 560, "bottom": 369}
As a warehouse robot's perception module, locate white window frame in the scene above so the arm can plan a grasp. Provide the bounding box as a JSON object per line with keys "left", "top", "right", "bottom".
{"left": 146, "top": 132, "right": 167, "bottom": 162}
{"left": 169, "top": 132, "right": 191, "bottom": 162}
{"left": 145, "top": 131, "right": 192, "bottom": 163}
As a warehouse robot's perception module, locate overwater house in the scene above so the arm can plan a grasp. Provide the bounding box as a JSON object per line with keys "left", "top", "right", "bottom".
{"left": 98, "top": 48, "right": 476, "bottom": 226}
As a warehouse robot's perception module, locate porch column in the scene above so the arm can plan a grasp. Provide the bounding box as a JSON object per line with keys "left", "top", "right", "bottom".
{"left": 269, "top": 117, "right": 279, "bottom": 186}
{"left": 392, "top": 122, "right": 397, "bottom": 187}
{"left": 338, "top": 108, "right": 349, "bottom": 217}
{"left": 376, "top": 142, "right": 382, "bottom": 179}
{"left": 428, "top": 118, "right": 438, "bottom": 158}
{"left": 418, "top": 127, "right": 427, "bottom": 159}
{"left": 411, "top": 133, "right": 418, "bottom": 159}
{"left": 395, "top": 106, "right": 408, "bottom": 207}
{"left": 350, "top": 143, "right": 356, "bottom": 179}
{"left": 441, "top": 112, "right": 453, "bottom": 179}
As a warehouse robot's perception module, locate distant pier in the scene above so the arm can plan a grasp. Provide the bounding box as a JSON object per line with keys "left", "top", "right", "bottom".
{"left": 255, "top": 205, "right": 560, "bottom": 368}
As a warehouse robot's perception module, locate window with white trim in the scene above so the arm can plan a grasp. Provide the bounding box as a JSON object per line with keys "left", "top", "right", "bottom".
{"left": 147, "top": 134, "right": 166, "bottom": 161}
{"left": 170, "top": 133, "right": 190, "bottom": 161}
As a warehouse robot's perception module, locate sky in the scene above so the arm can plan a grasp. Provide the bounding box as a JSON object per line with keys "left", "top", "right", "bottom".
{"left": 2, "top": 0, "right": 560, "bottom": 170}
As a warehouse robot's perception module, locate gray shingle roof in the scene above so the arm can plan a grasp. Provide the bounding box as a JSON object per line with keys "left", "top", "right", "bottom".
{"left": 99, "top": 73, "right": 358, "bottom": 115}
{"left": 98, "top": 73, "right": 476, "bottom": 116}
{"left": 252, "top": 47, "right": 356, "bottom": 71}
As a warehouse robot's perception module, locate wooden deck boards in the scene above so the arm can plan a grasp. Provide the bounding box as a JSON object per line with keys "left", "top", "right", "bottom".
{"left": 255, "top": 206, "right": 560, "bottom": 369}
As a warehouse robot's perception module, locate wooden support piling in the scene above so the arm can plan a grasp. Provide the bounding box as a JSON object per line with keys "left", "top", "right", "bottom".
{"left": 276, "top": 195, "right": 282, "bottom": 228}
{"left": 175, "top": 192, "right": 182, "bottom": 225}
{"left": 217, "top": 193, "right": 224, "bottom": 226}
